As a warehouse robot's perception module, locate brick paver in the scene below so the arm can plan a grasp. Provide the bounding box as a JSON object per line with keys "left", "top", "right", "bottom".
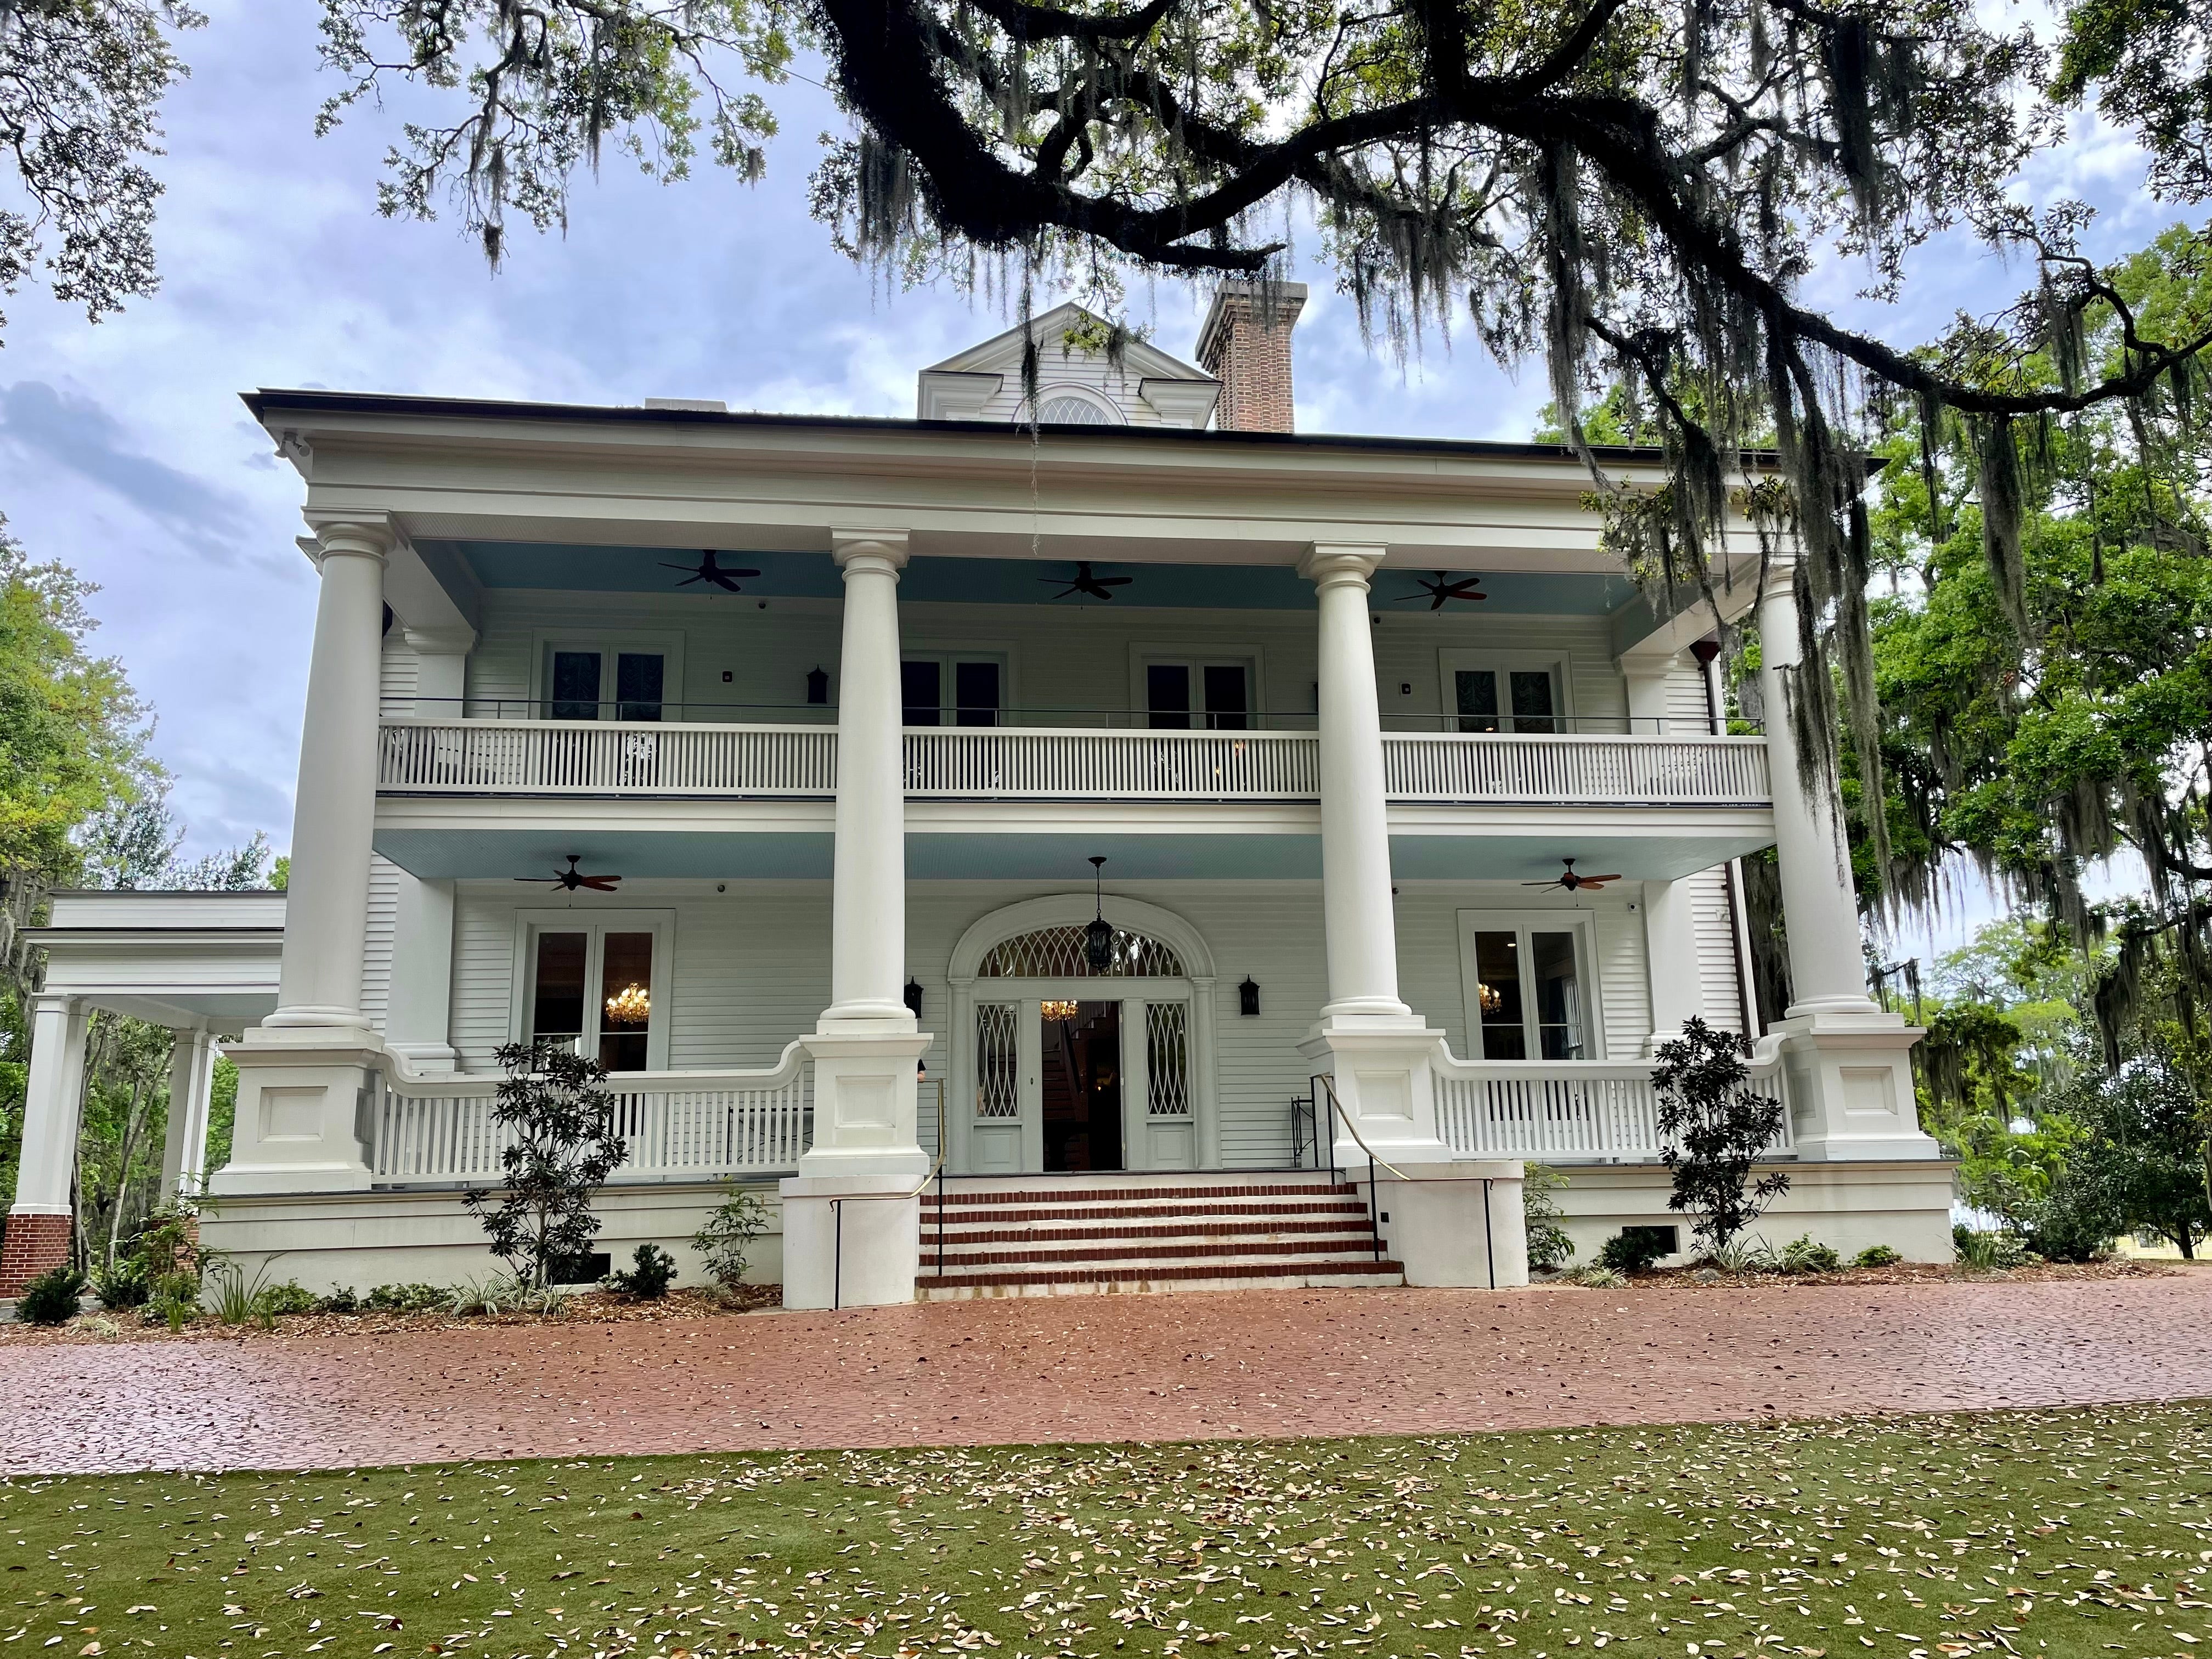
{"left": 3, "top": 1276, "right": 2208, "bottom": 1475}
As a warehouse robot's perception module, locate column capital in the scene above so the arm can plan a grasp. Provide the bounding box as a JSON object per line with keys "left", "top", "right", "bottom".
{"left": 306, "top": 518, "right": 395, "bottom": 566}
{"left": 831, "top": 529, "right": 911, "bottom": 572}
{"left": 1298, "top": 543, "right": 1387, "bottom": 588}
{"left": 27, "top": 991, "right": 81, "bottom": 1020}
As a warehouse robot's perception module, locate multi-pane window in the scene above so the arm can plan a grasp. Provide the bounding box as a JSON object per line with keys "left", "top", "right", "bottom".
{"left": 1146, "top": 661, "right": 1251, "bottom": 730}
{"left": 901, "top": 657, "right": 1004, "bottom": 726}
{"left": 529, "top": 927, "right": 658, "bottom": 1072}
{"left": 549, "top": 649, "right": 664, "bottom": 721}
{"left": 1454, "top": 667, "right": 1558, "bottom": 734}
{"left": 1470, "top": 927, "right": 1588, "bottom": 1059}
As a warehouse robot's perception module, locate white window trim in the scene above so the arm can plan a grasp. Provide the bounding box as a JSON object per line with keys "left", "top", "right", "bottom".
{"left": 1455, "top": 907, "right": 1606, "bottom": 1062}
{"left": 531, "top": 632, "right": 687, "bottom": 721}
{"left": 1128, "top": 645, "right": 1268, "bottom": 729}
{"left": 1436, "top": 650, "right": 1576, "bottom": 732}
{"left": 1019, "top": 383, "right": 1126, "bottom": 425}
{"left": 511, "top": 907, "right": 677, "bottom": 1071}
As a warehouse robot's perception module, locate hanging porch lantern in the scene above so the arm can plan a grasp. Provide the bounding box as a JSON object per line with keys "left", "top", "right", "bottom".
{"left": 1085, "top": 855, "right": 1114, "bottom": 973}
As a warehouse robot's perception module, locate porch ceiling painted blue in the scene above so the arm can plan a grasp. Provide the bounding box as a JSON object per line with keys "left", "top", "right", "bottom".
{"left": 373, "top": 827, "right": 1766, "bottom": 882}
{"left": 422, "top": 541, "right": 1640, "bottom": 616}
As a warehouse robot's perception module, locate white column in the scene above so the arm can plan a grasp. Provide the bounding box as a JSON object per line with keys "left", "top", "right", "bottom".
{"left": 159, "top": 1029, "right": 218, "bottom": 1200}
{"left": 385, "top": 871, "right": 458, "bottom": 1070}
{"left": 1754, "top": 564, "right": 1877, "bottom": 1018}
{"left": 784, "top": 529, "right": 927, "bottom": 1311}
{"left": 1641, "top": 879, "right": 1704, "bottom": 1049}
{"left": 1757, "top": 561, "right": 1938, "bottom": 1163}
{"left": 215, "top": 520, "right": 390, "bottom": 1196}
{"left": 12, "top": 994, "right": 87, "bottom": 1218}
{"left": 1300, "top": 544, "right": 1409, "bottom": 1021}
{"left": 266, "top": 520, "right": 391, "bottom": 1035}
{"left": 823, "top": 532, "right": 915, "bottom": 1026}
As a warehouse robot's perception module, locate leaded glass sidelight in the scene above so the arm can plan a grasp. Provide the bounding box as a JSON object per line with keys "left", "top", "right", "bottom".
{"left": 975, "top": 1003, "right": 1019, "bottom": 1119}
{"left": 1146, "top": 1003, "right": 1191, "bottom": 1116}
{"left": 977, "top": 924, "right": 1184, "bottom": 978}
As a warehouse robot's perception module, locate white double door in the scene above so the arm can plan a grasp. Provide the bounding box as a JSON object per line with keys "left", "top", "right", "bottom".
{"left": 964, "top": 982, "right": 1197, "bottom": 1176}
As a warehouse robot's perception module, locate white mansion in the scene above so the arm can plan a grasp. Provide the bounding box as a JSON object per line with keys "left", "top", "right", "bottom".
{"left": 4, "top": 287, "right": 1951, "bottom": 1307}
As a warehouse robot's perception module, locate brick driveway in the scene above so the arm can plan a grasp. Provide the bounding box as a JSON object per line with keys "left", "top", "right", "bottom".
{"left": 3, "top": 1275, "right": 2208, "bottom": 1475}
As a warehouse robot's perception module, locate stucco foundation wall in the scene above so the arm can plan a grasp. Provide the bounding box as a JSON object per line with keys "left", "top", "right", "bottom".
{"left": 1547, "top": 1160, "right": 1959, "bottom": 1265}
{"left": 448, "top": 876, "right": 1664, "bottom": 1169}
{"left": 200, "top": 1182, "right": 786, "bottom": 1296}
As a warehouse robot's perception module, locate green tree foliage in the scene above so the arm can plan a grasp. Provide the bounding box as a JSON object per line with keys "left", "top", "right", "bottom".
{"left": 2044, "top": 1009, "right": 2212, "bottom": 1258}
{"left": 1652, "top": 1017, "right": 1790, "bottom": 1255}
{"left": 0, "top": 0, "right": 201, "bottom": 336}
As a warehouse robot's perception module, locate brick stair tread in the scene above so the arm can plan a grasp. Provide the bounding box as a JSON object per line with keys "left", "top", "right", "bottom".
{"left": 929, "top": 1238, "right": 1389, "bottom": 1269}
{"left": 917, "top": 1258, "right": 1407, "bottom": 1290}
{"left": 928, "top": 1218, "right": 1376, "bottom": 1246}
{"left": 923, "top": 1200, "right": 1369, "bottom": 1226}
{"left": 924, "top": 1182, "right": 1353, "bottom": 1209}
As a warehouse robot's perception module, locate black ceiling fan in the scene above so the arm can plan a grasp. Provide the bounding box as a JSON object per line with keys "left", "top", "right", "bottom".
{"left": 518, "top": 855, "right": 623, "bottom": 893}
{"left": 660, "top": 550, "right": 761, "bottom": 592}
{"left": 1397, "top": 571, "right": 1488, "bottom": 610}
{"left": 1041, "top": 561, "right": 1133, "bottom": 601}
{"left": 1525, "top": 857, "right": 1621, "bottom": 893}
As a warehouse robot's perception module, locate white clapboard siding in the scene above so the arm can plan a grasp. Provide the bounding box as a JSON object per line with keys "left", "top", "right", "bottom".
{"left": 380, "top": 639, "right": 419, "bottom": 709}
{"left": 1690, "top": 865, "right": 1748, "bottom": 1034}
{"left": 359, "top": 855, "right": 401, "bottom": 1034}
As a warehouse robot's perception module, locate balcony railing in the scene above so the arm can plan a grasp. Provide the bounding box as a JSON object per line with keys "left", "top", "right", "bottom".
{"left": 1432, "top": 1039, "right": 1795, "bottom": 1163}
{"left": 380, "top": 719, "right": 1771, "bottom": 806}
{"left": 368, "top": 1046, "right": 811, "bottom": 1186}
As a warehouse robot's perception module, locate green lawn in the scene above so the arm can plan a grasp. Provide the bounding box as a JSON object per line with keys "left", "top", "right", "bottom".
{"left": 4, "top": 1404, "right": 2208, "bottom": 1659}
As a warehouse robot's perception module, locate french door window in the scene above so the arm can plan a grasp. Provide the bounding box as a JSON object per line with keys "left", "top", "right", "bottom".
{"left": 548, "top": 649, "right": 665, "bottom": 722}
{"left": 1454, "top": 666, "right": 1559, "bottom": 734}
{"left": 528, "top": 925, "right": 659, "bottom": 1071}
{"left": 902, "top": 657, "right": 1004, "bottom": 726}
{"left": 1469, "top": 926, "right": 1589, "bottom": 1059}
{"left": 1146, "top": 661, "right": 1251, "bottom": 730}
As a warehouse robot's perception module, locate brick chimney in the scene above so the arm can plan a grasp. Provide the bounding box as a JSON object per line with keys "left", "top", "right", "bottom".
{"left": 1197, "top": 281, "right": 1307, "bottom": 432}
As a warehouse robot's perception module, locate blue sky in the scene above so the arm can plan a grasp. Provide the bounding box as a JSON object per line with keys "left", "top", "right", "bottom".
{"left": 0, "top": 1, "right": 2180, "bottom": 952}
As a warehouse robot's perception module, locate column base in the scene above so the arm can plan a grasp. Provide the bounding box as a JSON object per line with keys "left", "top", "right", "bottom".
{"left": 1773, "top": 1009, "right": 1943, "bottom": 1163}
{"left": 207, "top": 1031, "right": 381, "bottom": 1197}
{"left": 797, "top": 1025, "right": 931, "bottom": 1181}
{"left": 1298, "top": 1018, "right": 1458, "bottom": 1169}
{"left": 0, "top": 1212, "right": 72, "bottom": 1297}
{"left": 778, "top": 1177, "right": 920, "bottom": 1310}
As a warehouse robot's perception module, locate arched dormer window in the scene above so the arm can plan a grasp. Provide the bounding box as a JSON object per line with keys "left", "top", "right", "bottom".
{"left": 1029, "top": 388, "right": 1122, "bottom": 425}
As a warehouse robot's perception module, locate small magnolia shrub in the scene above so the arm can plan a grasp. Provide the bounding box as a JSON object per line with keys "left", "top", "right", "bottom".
{"left": 1653, "top": 1017, "right": 1790, "bottom": 1255}
{"left": 16, "top": 1265, "right": 87, "bottom": 1325}
{"left": 1779, "top": 1234, "right": 1841, "bottom": 1274}
{"left": 606, "top": 1243, "right": 677, "bottom": 1299}
{"left": 693, "top": 1187, "right": 771, "bottom": 1290}
{"left": 1853, "top": 1244, "right": 1903, "bottom": 1268}
{"left": 1597, "top": 1228, "right": 1672, "bottom": 1274}
{"left": 1522, "top": 1165, "right": 1575, "bottom": 1273}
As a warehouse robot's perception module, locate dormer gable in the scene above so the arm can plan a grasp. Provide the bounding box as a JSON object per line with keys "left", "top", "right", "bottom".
{"left": 916, "top": 302, "right": 1221, "bottom": 428}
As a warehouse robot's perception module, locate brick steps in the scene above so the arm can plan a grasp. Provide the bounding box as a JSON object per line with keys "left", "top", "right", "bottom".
{"left": 916, "top": 1173, "right": 1403, "bottom": 1300}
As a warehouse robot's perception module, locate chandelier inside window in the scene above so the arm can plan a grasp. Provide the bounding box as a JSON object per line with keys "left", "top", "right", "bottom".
{"left": 605, "top": 984, "right": 651, "bottom": 1025}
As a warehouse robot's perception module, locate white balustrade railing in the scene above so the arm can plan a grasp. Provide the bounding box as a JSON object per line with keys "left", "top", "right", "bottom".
{"left": 904, "top": 727, "right": 1320, "bottom": 799}
{"left": 369, "top": 1045, "right": 811, "bottom": 1186}
{"left": 1383, "top": 733, "right": 1771, "bottom": 803}
{"left": 378, "top": 720, "right": 837, "bottom": 796}
{"left": 1432, "top": 1040, "right": 1795, "bottom": 1163}
{"left": 378, "top": 720, "right": 1770, "bottom": 805}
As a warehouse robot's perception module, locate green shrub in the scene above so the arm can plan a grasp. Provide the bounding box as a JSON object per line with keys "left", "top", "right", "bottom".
{"left": 693, "top": 1187, "right": 771, "bottom": 1290}
{"left": 1779, "top": 1234, "right": 1841, "bottom": 1273}
{"left": 256, "top": 1281, "right": 318, "bottom": 1317}
{"left": 1701, "top": 1235, "right": 1776, "bottom": 1274}
{"left": 314, "top": 1285, "right": 360, "bottom": 1314}
{"left": 16, "top": 1265, "right": 87, "bottom": 1325}
{"left": 1596, "top": 1228, "right": 1672, "bottom": 1275}
{"left": 91, "top": 1255, "right": 150, "bottom": 1311}
{"left": 1561, "top": 1263, "right": 1627, "bottom": 1288}
{"left": 146, "top": 1271, "right": 201, "bottom": 1330}
{"left": 2028, "top": 1179, "right": 2118, "bottom": 1263}
{"left": 606, "top": 1243, "right": 676, "bottom": 1299}
{"left": 1955, "top": 1227, "right": 2030, "bottom": 1270}
{"left": 1852, "top": 1244, "right": 1903, "bottom": 1268}
{"left": 1521, "top": 1165, "right": 1575, "bottom": 1273}
{"left": 364, "top": 1282, "right": 448, "bottom": 1313}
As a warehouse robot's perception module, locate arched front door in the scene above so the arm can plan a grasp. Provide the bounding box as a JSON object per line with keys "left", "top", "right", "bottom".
{"left": 948, "top": 898, "right": 1220, "bottom": 1176}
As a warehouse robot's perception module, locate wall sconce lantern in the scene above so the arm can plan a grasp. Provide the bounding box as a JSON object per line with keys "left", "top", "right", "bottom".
{"left": 1084, "top": 856, "right": 1114, "bottom": 973}
{"left": 806, "top": 665, "right": 830, "bottom": 705}
{"left": 1238, "top": 977, "right": 1261, "bottom": 1017}
{"left": 903, "top": 977, "right": 924, "bottom": 1018}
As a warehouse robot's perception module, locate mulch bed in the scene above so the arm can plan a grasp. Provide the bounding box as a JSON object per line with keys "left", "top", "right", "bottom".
{"left": 0, "top": 1283, "right": 782, "bottom": 1344}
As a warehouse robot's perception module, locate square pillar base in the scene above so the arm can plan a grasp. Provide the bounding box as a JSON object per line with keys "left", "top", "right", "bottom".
{"left": 1774, "top": 1011, "right": 1943, "bottom": 1163}
{"left": 0, "top": 1212, "right": 72, "bottom": 1296}
{"left": 207, "top": 1029, "right": 380, "bottom": 1197}
{"left": 798, "top": 1027, "right": 931, "bottom": 1180}
{"left": 1297, "top": 1018, "right": 1458, "bottom": 1170}
{"left": 778, "top": 1177, "right": 921, "bottom": 1310}
{"left": 1357, "top": 1160, "right": 1530, "bottom": 1288}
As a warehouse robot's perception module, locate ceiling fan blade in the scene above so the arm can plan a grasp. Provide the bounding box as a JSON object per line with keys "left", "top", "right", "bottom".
{"left": 578, "top": 876, "right": 623, "bottom": 890}
{"left": 1522, "top": 878, "right": 1564, "bottom": 888}
{"left": 726, "top": 568, "right": 761, "bottom": 579}
{"left": 1430, "top": 594, "right": 1449, "bottom": 610}
{"left": 1580, "top": 874, "right": 1623, "bottom": 884}
{"left": 707, "top": 575, "right": 743, "bottom": 591}
{"left": 516, "top": 876, "right": 563, "bottom": 883}
{"left": 1096, "top": 576, "right": 1133, "bottom": 586}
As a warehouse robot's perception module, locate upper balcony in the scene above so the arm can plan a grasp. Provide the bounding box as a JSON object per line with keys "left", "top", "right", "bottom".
{"left": 377, "top": 712, "right": 1771, "bottom": 809}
